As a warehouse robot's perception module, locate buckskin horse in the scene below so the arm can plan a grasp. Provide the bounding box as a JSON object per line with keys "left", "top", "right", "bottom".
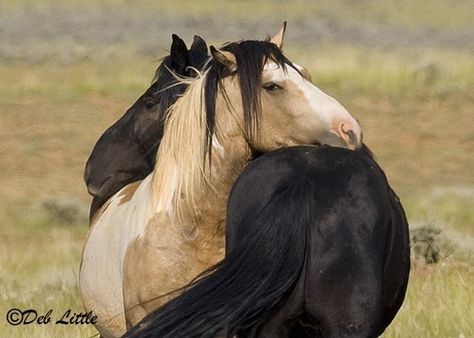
{"left": 124, "top": 146, "right": 410, "bottom": 338}
{"left": 80, "top": 24, "right": 363, "bottom": 337}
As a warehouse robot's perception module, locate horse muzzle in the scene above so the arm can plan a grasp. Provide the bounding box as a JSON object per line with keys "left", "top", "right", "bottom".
{"left": 332, "top": 119, "right": 363, "bottom": 150}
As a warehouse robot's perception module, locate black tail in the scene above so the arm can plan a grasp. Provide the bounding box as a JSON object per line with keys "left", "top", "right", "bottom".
{"left": 124, "top": 182, "right": 315, "bottom": 338}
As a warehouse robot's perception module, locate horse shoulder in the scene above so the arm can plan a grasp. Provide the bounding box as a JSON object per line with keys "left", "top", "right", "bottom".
{"left": 122, "top": 212, "right": 186, "bottom": 326}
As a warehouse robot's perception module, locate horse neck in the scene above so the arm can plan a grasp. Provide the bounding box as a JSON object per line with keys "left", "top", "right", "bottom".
{"left": 148, "top": 74, "right": 251, "bottom": 236}
{"left": 177, "top": 134, "right": 251, "bottom": 238}
{"left": 189, "top": 92, "right": 254, "bottom": 235}
{"left": 204, "top": 133, "right": 250, "bottom": 207}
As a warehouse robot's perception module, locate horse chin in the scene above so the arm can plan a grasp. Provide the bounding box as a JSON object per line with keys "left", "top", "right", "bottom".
{"left": 316, "top": 132, "right": 352, "bottom": 150}
{"left": 247, "top": 140, "right": 322, "bottom": 161}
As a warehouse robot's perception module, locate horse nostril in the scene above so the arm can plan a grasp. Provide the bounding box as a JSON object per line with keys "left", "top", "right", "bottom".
{"left": 339, "top": 122, "right": 358, "bottom": 150}
{"left": 330, "top": 120, "right": 362, "bottom": 150}
{"left": 339, "top": 122, "right": 352, "bottom": 137}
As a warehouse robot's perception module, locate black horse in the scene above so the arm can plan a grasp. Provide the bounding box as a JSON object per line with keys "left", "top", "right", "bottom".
{"left": 124, "top": 145, "right": 410, "bottom": 338}
{"left": 84, "top": 34, "right": 209, "bottom": 218}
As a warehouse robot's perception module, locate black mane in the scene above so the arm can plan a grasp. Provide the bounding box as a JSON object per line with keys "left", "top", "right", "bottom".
{"left": 204, "top": 40, "right": 297, "bottom": 154}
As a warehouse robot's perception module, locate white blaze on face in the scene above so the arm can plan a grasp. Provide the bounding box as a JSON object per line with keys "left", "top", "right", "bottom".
{"left": 263, "top": 61, "right": 362, "bottom": 150}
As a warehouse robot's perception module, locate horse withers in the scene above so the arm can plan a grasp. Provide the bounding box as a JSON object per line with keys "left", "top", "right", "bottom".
{"left": 80, "top": 23, "right": 364, "bottom": 337}
{"left": 125, "top": 146, "right": 410, "bottom": 338}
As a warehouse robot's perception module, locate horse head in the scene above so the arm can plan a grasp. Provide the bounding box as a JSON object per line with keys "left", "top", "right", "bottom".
{"left": 85, "top": 34, "right": 209, "bottom": 216}
{"left": 135, "top": 34, "right": 210, "bottom": 159}
{"left": 205, "top": 22, "right": 362, "bottom": 152}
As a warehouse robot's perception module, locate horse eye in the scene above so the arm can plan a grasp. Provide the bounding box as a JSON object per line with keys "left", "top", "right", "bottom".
{"left": 144, "top": 98, "right": 156, "bottom": 108}
{"left": 263, "top": 83, "right": 283, "bottom": 91}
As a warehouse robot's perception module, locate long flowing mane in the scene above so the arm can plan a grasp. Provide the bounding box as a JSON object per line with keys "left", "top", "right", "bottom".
{"left": 144, "top": 48, "right": 210, "bottom": 161}
{"left": 151, "top": 72, "right": 209, "bottom": 219}
{"left": 151, "top": 40, "right": 297, "bottom": 220}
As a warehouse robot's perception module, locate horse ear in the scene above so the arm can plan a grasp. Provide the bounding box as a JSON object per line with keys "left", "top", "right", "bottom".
{"left": 190, "top": 35, "right": 208, "bottom": 56}
{"left": 270, "top": 21, "right": 287, "bottom": 49}
{"left": 210, "top": 46, "right": 236, "bottom": 72}
{"left": 170, "top": 33, "right": 190, "bottom": 75}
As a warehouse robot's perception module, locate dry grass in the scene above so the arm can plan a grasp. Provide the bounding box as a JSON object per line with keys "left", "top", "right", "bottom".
{"left": 1, "top": 50, "right": 473, "bottom": 336}
{"left": 383, "top": 260, "right": 474, "bottom": 338}
{"left": 0, "top": 220, "right": 95, "bottom": 338}
{"left": 2, "top": 0, "right": 473, "bottom": 29}
{"left": 1, "top": 1, "right": 473, "bottom": 336}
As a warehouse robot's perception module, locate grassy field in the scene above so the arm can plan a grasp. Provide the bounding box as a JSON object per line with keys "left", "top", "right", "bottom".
{"left": 1, "top": 1, "right": 473, "bottom": 337}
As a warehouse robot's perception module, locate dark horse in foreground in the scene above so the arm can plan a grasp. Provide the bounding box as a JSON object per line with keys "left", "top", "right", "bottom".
{"left": 124, "top": 146, "right": 410, "bottom": 338}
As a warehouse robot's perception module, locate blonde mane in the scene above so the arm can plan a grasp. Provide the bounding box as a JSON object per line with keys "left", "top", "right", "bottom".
{"left": 150, "top": 40, "right": 290, "bottom": 222}
{"left": 151, "top": 70, "right": 212, "bottom": 221}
